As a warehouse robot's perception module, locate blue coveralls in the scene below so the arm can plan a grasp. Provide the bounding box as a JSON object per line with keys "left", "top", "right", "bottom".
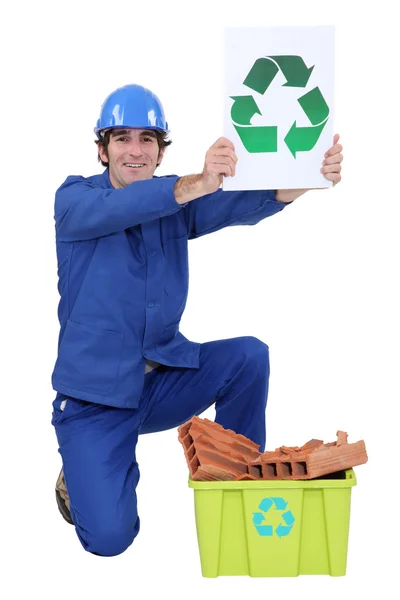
{"left": 51, "top": 170, "right": 289, "bottom": 556}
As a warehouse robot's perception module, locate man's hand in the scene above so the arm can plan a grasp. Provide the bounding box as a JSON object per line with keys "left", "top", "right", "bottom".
{"left": 320, "top": 133, "right": 343, "bottom": 185}
{"left": 174, "top": 134, "right": 343, "bottom": 205}
{"left": 276, "top": 133, "right": 343, "bottom": 204}
{"left": 174, "top": 137, "right": 238, "bottom": 204}
{"left": 200, "top": 137, "right": 238, "bottom": 194}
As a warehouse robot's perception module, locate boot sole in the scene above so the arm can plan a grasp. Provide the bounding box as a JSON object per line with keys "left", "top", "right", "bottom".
{"left": 55, "top": 489, "right": 74, "bottom": 525}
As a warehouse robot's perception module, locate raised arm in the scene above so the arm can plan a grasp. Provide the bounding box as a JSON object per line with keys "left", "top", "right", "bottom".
{"left": 177, "top": 133, "right": 343, "bottom": 236}
{"left": 174, "top": 137, "right": 289, "bottom": 238}
{"left": 55, "top": 174, "right": 182, "bottom": 242}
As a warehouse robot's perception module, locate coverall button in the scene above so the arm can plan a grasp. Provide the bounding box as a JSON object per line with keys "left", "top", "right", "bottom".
{"left": 148, "top": 302, "right": 155, "bottom": 308}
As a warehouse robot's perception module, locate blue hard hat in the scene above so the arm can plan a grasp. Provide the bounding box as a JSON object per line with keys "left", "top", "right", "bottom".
{"left": 94, "top": 84, "right": 169, "bottom": 138}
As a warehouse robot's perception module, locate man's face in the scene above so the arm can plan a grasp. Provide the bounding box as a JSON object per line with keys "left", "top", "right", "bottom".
{"left": 98, "top": 128, "right": 165, "bottom": 188}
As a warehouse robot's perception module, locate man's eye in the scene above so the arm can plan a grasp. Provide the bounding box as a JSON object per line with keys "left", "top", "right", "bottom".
{"left": 117, "top": 137, "right": 128, "bottom": 142}
{"left": 142, "top": 137, "right": 153, "bottom": 142}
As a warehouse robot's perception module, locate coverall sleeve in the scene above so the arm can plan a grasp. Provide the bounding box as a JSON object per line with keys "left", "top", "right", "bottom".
{"left": 55, "top": 175, "right": 182, "bottom": 242}
{"left": 185, "top": 188, "right": 289, "bottom": 239}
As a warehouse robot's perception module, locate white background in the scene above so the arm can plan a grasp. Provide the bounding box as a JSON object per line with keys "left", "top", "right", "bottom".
{"left": 224, "top": 26, "right": 334, "bottom": 190}
{"left": 1, "top": 0, "right": 399, "bottom": 598}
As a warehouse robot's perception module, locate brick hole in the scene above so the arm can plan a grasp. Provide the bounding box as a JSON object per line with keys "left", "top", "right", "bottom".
{"left": 189, "top": 455, "right": 199, "bottom": 472}
{"left": 297, "top": 461, "right": 308, "bottom": 476}
{"left": 263, "top": 463, "right": 277, "bottom": 478}
{"left": 249, "top": 464, "right": 263, "bottom": 478}
{"left": 280, "top": 462, "right": 293, "bottom": 477}
{"left": 182, "top": 435, "right": 192, "bottom": 451}
{"left": 187, "top": 444, "right": 195, "bottom": 461}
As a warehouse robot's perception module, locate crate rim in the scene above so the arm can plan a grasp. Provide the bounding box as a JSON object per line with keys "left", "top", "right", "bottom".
{"left": 188, "top": 468, "right": 357, "bottom": 490}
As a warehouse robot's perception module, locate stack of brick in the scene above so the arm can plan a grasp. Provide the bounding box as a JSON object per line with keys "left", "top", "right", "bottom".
{"left": 177, "top": 416, "right": 368, "bottom": 481}
{"left": 177, "top": 417, "right": 260, "bottom": 481}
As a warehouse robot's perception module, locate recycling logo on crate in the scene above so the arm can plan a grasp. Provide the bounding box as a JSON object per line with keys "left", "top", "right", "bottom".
{"left": 230, "top": 55, "right": 329, "bottom": 158}
{"left": 252, "top": 497, "right": 295, "bottom": 538}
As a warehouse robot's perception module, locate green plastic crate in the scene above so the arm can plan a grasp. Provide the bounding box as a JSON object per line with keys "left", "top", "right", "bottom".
{"left": 189, "top": 469, "right": 356, "bottom": 577}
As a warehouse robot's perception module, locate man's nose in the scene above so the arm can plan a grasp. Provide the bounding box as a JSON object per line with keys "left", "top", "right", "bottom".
{"left": 127, "top": 140, "right": 144, "bottom": 156}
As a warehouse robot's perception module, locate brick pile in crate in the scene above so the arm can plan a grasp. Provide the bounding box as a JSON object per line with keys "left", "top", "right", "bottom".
{"left": 177, "top": 416, "right": 368, "bottom": 481}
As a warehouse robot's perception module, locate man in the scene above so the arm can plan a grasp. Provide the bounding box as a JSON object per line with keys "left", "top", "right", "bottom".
{"left": 51, "top": 84, "right": 343, "bottom": 556}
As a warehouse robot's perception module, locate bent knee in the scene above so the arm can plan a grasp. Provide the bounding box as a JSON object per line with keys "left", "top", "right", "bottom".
{"left": 243, "top": 336, "right": 269, "bottom": 371}
{"left": 242, "top": 336, "right": 269, "bottom": 360}
{"left": 78, "top": 520, "right": 139, "bottom": 557}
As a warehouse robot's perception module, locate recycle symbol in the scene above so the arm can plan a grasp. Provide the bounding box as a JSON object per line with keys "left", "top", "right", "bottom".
{"left": 230, "top": 55, "right": 329, "bottom": 158}
{"left": 252, "top": 496, "right": 295, "bottom": 538}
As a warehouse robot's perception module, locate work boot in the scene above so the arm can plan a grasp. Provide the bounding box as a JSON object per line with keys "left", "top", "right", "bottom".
{"left": 55, "top": 469, "right": 73, "bottom": 525}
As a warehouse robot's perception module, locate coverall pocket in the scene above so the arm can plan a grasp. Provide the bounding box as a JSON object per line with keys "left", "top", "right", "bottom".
{"left": 51, "top": 396, "right": 95, "bottom": 426}
{"left": 53, "top": 320, "right": 123, "bottom": 395}
{"left": 51, "top": 397, "right": 71, "bottom": 426}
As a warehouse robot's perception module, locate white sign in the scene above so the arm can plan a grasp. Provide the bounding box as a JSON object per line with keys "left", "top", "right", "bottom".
{"left": 223, "top": 26, "right": 335, "bottom": 191}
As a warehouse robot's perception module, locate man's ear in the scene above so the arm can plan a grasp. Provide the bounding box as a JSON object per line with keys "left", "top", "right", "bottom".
{"left": 157, "top": 147, "right": 165, "bottom": 166}
{"left": 98, "top": 143, "right": 109, "bottom": 164}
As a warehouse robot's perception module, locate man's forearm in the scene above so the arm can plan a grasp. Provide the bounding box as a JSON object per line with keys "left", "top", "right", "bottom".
{"left": 174, "top": 177, "right": 309, "bottom": 206}
{"left": 174, "top": 175, "right": 208, "bottom": 204}
{"left": 276, "top": 189, "right": 308, "bottom": 204}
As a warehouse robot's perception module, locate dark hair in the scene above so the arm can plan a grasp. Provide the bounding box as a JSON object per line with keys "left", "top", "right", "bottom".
{"left": 95, "top": 129, "right": 172, "bottom": 168}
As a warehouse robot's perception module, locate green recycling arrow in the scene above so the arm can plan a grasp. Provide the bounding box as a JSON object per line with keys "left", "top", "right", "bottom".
{"left": 233, "top": 124, "right": 277, "bottom": 152}
{"left": 284, "top": 87, "right": 329, "bottom": 157}
{"left": 284, "top": 120, "right": 326, "bottom": 158}
{"left": 230, "top": 54, "right": 329, "bottom": 157}
{"left": 244, "top": 55, "right": 314, "bottom": 95}
{"left": 230, "top": 95, "right": 261, "bottom": 125}
{"left": 230, "top": 95, "right": 277, "bottom": 152}
{"left": 298, "top": 86, "right": 329, "bottom": 125}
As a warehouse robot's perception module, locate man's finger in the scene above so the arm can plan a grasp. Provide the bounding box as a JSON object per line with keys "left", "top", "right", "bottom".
{"left": 208, "top": 164, "right": 236, "bottom": 176}
{"left": 321, "top": 163, "right": 341, "bottom": 174}
{"left": 212, "top": 137, "right": 235, "bottom": 151}
{"left": 209, "top": 148, "right": 238, "bottom": 163}
{"left": 323, "top": 153, "right": 343, "bottom": 165}
{"left": 324, "top": 173, "right": 341, "bottom": 184}
{"left": 208, "top": 158, "right": 236, "bottom": 175}
{"left": 325, "top": 143, "right": 343, "bottom": 157}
